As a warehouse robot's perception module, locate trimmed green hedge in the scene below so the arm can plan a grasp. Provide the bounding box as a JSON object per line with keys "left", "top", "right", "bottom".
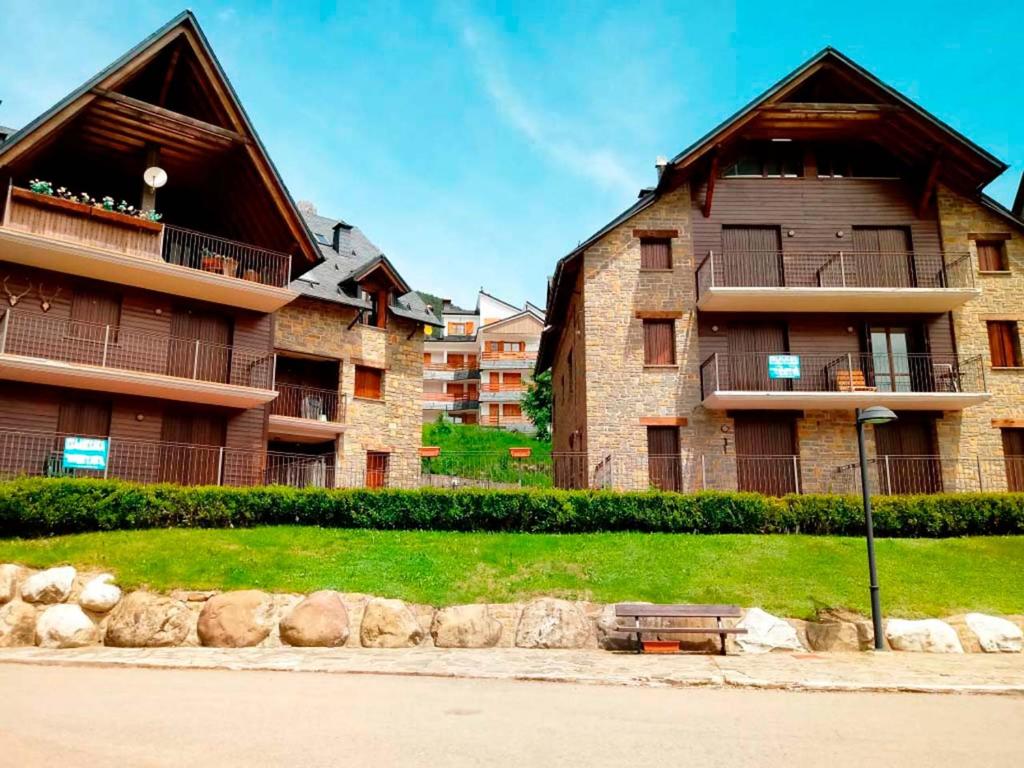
{"left": 0, "top": 478, "right": 1022, "bottom": 538}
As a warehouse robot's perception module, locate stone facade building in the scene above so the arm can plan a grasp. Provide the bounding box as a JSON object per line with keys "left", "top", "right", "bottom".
{"left": 538, "top": 48, "right": 1024, "bottom": 495}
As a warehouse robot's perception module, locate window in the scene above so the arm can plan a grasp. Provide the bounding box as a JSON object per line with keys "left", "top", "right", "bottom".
{"left": 362, "top": 289, "right": 389, "bottom": 328}
{"left": 640, "top": 237, "right": 672, "bottom": 269}
{"left": 502, "top": 403, "right": 522, "bottom": 419}
{"left": 643, "top": 320, "right": 675, "bottom": 365}
{"left": 1002, "top": 428, "right": 1024, "bottom": 492}
{"left": 987, "top": 321, "right": 1021, "bottom": 367}
{"left": 448, "top": 322, "right": 467, "bottom": 335}
{"left": 816, "top": 143, "right": 897, "bottom": 179}
{"left": 366, "top": 451, "right": 389, "bottom": 488}
{"left": 723, "top": 142, "right": 802, "bottom": 178}
{"left": 976, "top": 240, "right": 1009, "bottom": 272}
{"left": 354, "top": 365, "right": 384, "bottom": 399}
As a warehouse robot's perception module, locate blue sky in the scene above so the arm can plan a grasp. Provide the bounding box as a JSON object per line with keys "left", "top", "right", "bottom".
{"left": 1, "top": 1, "right": 1020, "bottom": 308}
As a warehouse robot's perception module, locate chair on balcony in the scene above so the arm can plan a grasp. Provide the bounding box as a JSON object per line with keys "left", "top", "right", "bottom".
{"left": 834, "top": 369, "right": 876, "bottom": 392}
{"left": 932, "top": 363, "right": 960, "bottom": 392}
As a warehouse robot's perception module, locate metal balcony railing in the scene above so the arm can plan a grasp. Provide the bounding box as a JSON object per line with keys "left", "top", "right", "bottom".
{"left": 832, "top": 455, "right": 1024, "bottom": 495}
{"left": 161, "top": 224, "right": 292, "bottom": 288}
{"left": 0, "top": 309, "right": 274, "bottom": 389}
{"left": 695, "top": 250, "right": 974, "bottom": 298}
{"left": 699, "top": 352, "right": 986, "bottom": 398}
{"left": 270, "top": 384, "right": 346, "bottom": 423}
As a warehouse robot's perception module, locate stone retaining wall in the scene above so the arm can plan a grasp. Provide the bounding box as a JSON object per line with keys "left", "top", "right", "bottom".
{"left": 1, "top": 565, "right": 1021, "bottom": 655}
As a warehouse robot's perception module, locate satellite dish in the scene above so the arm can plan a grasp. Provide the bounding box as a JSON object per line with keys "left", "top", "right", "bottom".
{"left": 143, "top": 166, "right": 168, "bottom": 189}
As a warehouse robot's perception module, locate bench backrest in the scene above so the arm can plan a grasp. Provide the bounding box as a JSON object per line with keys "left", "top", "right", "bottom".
{"left": 615, "top": 603, "right": 742, "bottom": 618}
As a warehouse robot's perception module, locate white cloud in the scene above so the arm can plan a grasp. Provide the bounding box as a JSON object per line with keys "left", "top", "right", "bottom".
{"left": 458, "top": 21, "right": 642, "bottom": 195}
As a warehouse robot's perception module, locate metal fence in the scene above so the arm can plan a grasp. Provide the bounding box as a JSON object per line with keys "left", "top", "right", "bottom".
{"left": 0, "top": 309, "right": 275, "bottom": 390}
{"left": 270, "top": 384, "right": 346, "bottom": 423}
{"left": 161, "top": 224, "right": 292, "bottom": 288}
{"left": 699, "top": 351, "right": 986, "bottom": 397}
{"left": 832, "top": 456, "right": 1024, "bottom": 495}
{"left": 696, "top": 250, "right": 974, "bottom": 298}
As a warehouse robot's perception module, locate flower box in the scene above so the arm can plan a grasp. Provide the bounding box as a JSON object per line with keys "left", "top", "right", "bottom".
{"left": 419, "top": 446, "right": 441, "bottom": 458}
{"left": 12, "top": 187, "right": 163, "bottom": 233}
{"left": 642, "top": 640, "right": 681, "bottom": 654}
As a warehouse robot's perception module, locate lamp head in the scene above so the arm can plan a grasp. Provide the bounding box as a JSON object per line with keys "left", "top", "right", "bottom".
{"left": 857, "top": 405, "right": 897, "bottom": 425}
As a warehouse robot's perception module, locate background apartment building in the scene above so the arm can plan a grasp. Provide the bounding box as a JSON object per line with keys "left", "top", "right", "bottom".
{"left": 0, "top": 12, "right": 436, "bottom": 489}
{"left": 420, "top": 290, "right": 543, "bottom": 431}
{"left": 538, "top": 48, "right": 1024, "bottom": 495}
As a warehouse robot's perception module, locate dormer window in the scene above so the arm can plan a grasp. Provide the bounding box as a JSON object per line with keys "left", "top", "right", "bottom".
{"left": 723, "top": 141, "right": 803, "bottom": 178}
{"left": 361, "top": 288, "right": 389, "bottom": 328}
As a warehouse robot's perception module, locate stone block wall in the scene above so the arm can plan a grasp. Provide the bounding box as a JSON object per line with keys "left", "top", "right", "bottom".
{"left": 274, "top": 297, "right": 424, "bottom": 487}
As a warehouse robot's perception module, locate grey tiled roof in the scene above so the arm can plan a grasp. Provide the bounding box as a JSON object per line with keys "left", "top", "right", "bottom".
{"left": 0, "top": 125, "right": 15, "bottom": 143}
{"left": 292, "top": 210, "right": 441, "bottom": 325}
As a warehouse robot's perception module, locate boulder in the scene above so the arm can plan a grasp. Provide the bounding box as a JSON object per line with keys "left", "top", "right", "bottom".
{"left": 885, "top": 619, "right": 963, "bottom": 653}
{"left": 595, "top": 604, "right": 637, "bottom": 651}
{"left": 806, "top": 620, "right": 861, "bottom": 652}
{"left": 359, "top": 598, "right": 425, "bottom": 648}
{"left": 515, "top": 598, "right": 592, "bottom": 649}
{"left": 817, "top": 608, "right": 878, "bottom": 650}
{"left": 962, "top": 613, "right": 1022, "bottom": 653}
{"left": 0, "top": 564, "right": 23, "bottom": 604}
{"left": 36, "top": 604, "right": 98, "bottom": 648}
{"left": 431, "top": 605, "right": 502, "bottom": 648}
{"left": 104, "top": 591, "right": 192, "bottom": 647}
{"left": 197, "top": 590, "right": 275, "bottom": 648}
{"left": 735, "top": 608, "right": 804, "bottom": 653}
{"left": 21, "top": 566, "right": 76, "bottom": 604}
{"left": 280, "top": 591, "right": 349, "bottom": 647}
{"left": 0, "top": 600, "right": 36, "bottom": 647}
{"left": 78, "top": 574, "right": 122, "bottom": 613}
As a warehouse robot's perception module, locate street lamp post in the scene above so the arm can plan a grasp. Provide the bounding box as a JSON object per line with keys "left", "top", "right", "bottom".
{"left": 855, "top": 405, "right": 897, "bottom": 651}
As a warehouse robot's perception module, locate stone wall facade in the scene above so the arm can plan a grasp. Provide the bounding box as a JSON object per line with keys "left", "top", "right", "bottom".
{"left": 274, "top": 297, "right": 424, "bottom": 487}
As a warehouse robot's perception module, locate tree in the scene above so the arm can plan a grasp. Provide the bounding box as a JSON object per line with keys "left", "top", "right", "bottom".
{"left": 522, "top": 370, "right": 552, "bottom": 441}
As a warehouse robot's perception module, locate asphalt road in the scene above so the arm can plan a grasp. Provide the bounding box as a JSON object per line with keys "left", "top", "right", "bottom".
{"left": 1, "top": 664, "right": 1022, "bottom": 767}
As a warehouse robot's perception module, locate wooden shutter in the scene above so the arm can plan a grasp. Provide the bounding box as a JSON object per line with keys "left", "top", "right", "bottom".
{"left": 57, "top": 400, "right": 111, "bottom": 437}
{"left": 504, "top": 372, "right": 522, "bottom": 389}
{"left": 354, "top": 365, "right": 383, "bottom": 399}
{"left": 159, "top": 411, "right": 226, "bottom": 486}
{"left": 987, "top": 321, "right": 1019, "bottom": 367}
{"left": 733, "top": 414, "right": 798, "bottom": 496}
{"left": 646, "top": 426, "right": 681, "bottom": 491}
{"left": 728, "top": 322, "right": 787, "bottom": 391}
{"left": 852, "top": 227, "right": 913, "bottom": 287}
{"left": 873, "top": 416, "right": 941, "bottom": 494}
{"left": 640, "top": 238, "right": 672, "bottom": 269}
{"left": 977, "top": 241, "right": 1007, "bottom": 271}
{"left": 168, "top": 307, "right": 232, "bottom": 383}
{"left": 423, "top": 353, "right": 431, "bottom": 365}
{"left": 643, "top": 320, "right": 675, "bottom": 365}
{"left": 1002, "top": 428, "right": 1024, "bottom": 492}
{"left": 721, "top": 226, "right": 783, "bottom": 287}
{"left": 366, "top": 451, "right": 389, "bottom": 488}
{"left": 503, "top": 403, "right": 522, "bottom": 418}
{"left": 70, "top": 286, "right": 122, "bottom": 348}
{"left": 465, "top": 322, "right": 474, "bottom": 334}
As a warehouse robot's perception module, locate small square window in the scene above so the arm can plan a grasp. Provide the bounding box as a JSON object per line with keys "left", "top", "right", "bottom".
{"left": 640, "top": 238, "right": 672, "bottom": 270}
{"left": 987, "top": 321, "right": 1021, "bottom": 367}
{"left": 976, "top": 240, "right": 1009, "bottom": 272}
{"left": 354, "top": 365, "right": 384, "bottom": 399}
{"left": 643, "top": 319, "right": 675, "bottom": 365}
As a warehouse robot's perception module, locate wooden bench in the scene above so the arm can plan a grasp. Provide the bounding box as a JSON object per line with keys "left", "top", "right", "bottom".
{"left": 614, "top": 604, "right": 746, "bottom": 655}
{"left": 835, "top": 369, "right": 876, "bottom": 392}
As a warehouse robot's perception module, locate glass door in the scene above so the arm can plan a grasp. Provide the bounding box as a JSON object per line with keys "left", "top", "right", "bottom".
{"left": 869, "top": 327, "right": 913, "bottom": 392}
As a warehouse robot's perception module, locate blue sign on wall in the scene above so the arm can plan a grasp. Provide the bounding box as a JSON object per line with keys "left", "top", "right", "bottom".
{"left": 767, "top": 354, "right": 801, "bottom": 380}
{"left": 62, "top": 437, "right": 109, "bottom": 471}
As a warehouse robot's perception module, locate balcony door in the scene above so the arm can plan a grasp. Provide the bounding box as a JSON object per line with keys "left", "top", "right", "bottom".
{"left": 167, "top": 307, "right": 232, "bottom": 384}
{"left": 728, "top": 322, "right": 788, "bottom": 391}
{"left": 721, "top": 225, "right": 783, "bottom": 287}
{"left": 1001, "top": 429, "right": 1024, "bottom": 492}
{"left": 733, "top": 413, "right": 798, "bottom": 496}
{"left": 867, "top": 326, "right": 927, "bottom": 393}
{"left": 873, "top": 415, "right": 941, "bottom": 494}
{"left": 159, "top": 411, "right": 226, "bottom": 486}
{"left": 55, "top": 399, "right": 112, "bottom": 478}
{"left": 851, "top": 227, "right": 914, "bottom": 288}
{"left": 646, "top": 426, "right": 682, "bottom": 492}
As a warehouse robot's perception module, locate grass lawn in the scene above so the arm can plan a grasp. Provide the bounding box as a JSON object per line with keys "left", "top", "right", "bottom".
{"left": 422, "top": 421, "right": 552, "bottom": 486}
{"left": 0, "top": 528, "right": 1020, "bottom": 618}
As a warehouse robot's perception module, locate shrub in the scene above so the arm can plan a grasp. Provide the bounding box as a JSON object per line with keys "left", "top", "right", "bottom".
{"left": 0, "top": 478, "right": 1022, "bottom": 539}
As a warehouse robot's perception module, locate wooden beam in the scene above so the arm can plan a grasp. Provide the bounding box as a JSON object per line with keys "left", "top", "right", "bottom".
{"left": 91, "top": 89, "right": 246, "bottom": 144}
{"left": 633, "top": 229, "right": 678, "bottom": 239}
{"left": 702, "top": 151, "right": 719, "bottom": 219}
{"left": 157, "top": 44, "right": 183, "bottom": 108}
{"left": 639, "top": 417, "right": 688, "bottom": 427}
{"left": 992, "top": 419, "right": 1024, "bottom": 429}
{"left": 635, "top": 310, "right": 683, "bottom": 319}
{"left": 918, "top": 157, "right": 941, "bottom": 218}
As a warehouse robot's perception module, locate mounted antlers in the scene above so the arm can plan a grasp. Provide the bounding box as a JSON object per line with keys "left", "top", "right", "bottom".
{"left": 2, "top": 276, "right": 32, "bottom": 307}
{"left": 37, "top": 284, "right": 62, "bottom": 312}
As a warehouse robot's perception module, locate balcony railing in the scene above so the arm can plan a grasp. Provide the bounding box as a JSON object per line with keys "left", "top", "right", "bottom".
{"left": 696, "top": 250, "right": 974, "bottom": 298}
{"left": 700, "top": 352, "right": 986, "bottom": 398}
{"left": 484, "top": 382, "right": 526, "bottom": 392}
{"left": 481, "top": 350, "right": 532, "bottom": 361}
{"left": 833, "top": 455, "right": 1024, "bottom": 495}
{"left": 161, "top": 225, "right": 292, "bottom": 288}
{"left": 0, "top": 309, "right": 274, "bottom": 389}
{"left": 270, "top": 384, "right": 346, "bottom": 423}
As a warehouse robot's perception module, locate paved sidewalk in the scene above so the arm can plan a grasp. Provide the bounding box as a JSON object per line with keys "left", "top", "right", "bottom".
{"left": 1, "top": 646, "right": 1021, "bottom": 695}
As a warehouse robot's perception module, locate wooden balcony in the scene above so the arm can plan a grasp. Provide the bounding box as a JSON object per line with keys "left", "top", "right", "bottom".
{"left": 0, "top": 186, "right": 298, "bottom": 312}
{"left": 0, "top": 309, "right": 277, "bottom": 408}
{"left": 481, "top": 350, "right": 535, "bottom": 369}
{"left": 699, "top": 351, "right": 989, "bottom": 410}
{"left": 695, "top": 250, "right": 979, "bottom": 312}
{"left": 480, "top": 381, "right": 526, "bottom": 402}
{"left": 268, "top": 384, "right": 347, "bottom": 442}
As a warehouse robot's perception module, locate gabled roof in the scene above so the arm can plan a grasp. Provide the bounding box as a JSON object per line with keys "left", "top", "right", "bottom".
{"left": 0, "top": 10, "right": 320, "bottom": 267}
{"left": 1015, "top": 172, "right": 1024, "bottom": 219}
{"left": 537, "top": 47, "right": 1015, "bottom": 373}
{"left": 479, "top": 308, "right": 544, "bottom": 334}
{"left": 476, "top": 289, "right": 521, "bottom": 315}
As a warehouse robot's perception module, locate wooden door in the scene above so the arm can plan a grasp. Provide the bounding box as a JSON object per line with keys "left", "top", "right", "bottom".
{"left": 55, "top": 399, "right": 112, "bottom": 478}
{"left": 721, "top": 226, "right": 783, "bottom": 287}
{"left": 68, "top": 287, "right": 122, "bottom": 366}
{"left": 733, "top": 414, "right": 798, "bottom": 495}
{"left": 728, "top": 322, "right": 788, "bottom": 391}
{"left": 366, "top": 451, "right": 389, "bottom": 488}
{"left": 852, "top": 227, "right": 913, "bottom": 287}
{"left": 1001, "top": 429, "right": 1024, "bottom": 492}
{"left": 873, "top": 416, "right": 941, "bottom": 494}
{"left": 646, "top": 426, "right": 681, "bottom": 492}
{"left": 168, "top": 307, "right": 232, "bottom": 383}
{"left": 159, "top": 411, "right": 226, "bottom": 486}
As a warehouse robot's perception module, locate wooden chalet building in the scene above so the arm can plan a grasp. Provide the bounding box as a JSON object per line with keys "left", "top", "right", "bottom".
{"left": 0, "top": 12, "right": 436, "bottom": 488}
{"left": 537, "top": 48, "right": 1024, "bottom": 495}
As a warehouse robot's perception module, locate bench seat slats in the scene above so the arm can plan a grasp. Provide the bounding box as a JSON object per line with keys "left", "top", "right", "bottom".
{"left": 615, "top": 603, "right": 742, "bottom": 618}
{"left": 613, "top": 625, "right": 747, "bottom": 635}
